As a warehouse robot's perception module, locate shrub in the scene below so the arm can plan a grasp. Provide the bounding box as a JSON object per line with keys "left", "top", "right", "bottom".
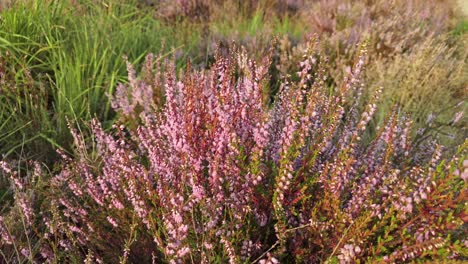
{"left": 365, "top": 36, "right": 467, "bottom": 149}
{"left": 144, "top": 0, "right": 307, "bottom": 67}
{"left": 1, "top": 45, "right": 465, "bottom": 263}
{"left": 0, "top": 160, "right": 52, "bottom": 263}
{"left": 150, "top": 0, "right": 306, "bottom": 23}
{"left": 275, "top": 0, "right": 467, "bottom": 148}
{"left": 302, "top": 0, "right": 456, "bottom": 58}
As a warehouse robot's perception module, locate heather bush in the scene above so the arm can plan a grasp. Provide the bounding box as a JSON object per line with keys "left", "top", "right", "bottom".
{"left": 0, "top": 160, "right": 56, "bottom": 263}
{"left": 274, "top": 0, "right": 467, "bottom": 147}
{"left": 295, "top": 0, "right": 461, "bottom": 78}
{"left": 142, "top": 0, "right": 306, "bottom": 66}
{"left": 302, "top": 0, "right": 456, "bottom": 58}
{"left": 2, "top": 45, "right": 465, "bottom": 263}
{"left": 365, "top": 36, "right": 467, "bottom": 149}
{"left": 150, "top": 0, "right": 305, "bottom": 22}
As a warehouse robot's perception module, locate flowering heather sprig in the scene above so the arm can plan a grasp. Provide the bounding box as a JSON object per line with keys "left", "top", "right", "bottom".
{"left": 337, "top": 244, "right": 361, "bottom": 264}
{"left": 258, "top": 252, "right": 279, "bottom": 264}
{"left": 0, "top": 161, "right": 35, "bottom": 227}
{"left": 0, "top": 216, "right": 13, "bottom": 245}
{"left": 0, "top": 159, "right": 65, "bottom": 263}
{"left": 111, "top": 55, "right": 154, "bottom": 116}
{"left": 1, "top": 160, "right": 23, "bottom": 190}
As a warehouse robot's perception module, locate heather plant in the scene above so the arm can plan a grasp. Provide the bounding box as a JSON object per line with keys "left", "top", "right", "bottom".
{"left": 283, "top": 0, "right": 462, "bottom": 86}
{"left": 151, "top": 0, "right": 305, "bottom": 23}
{"left": 3, "top": 44, "right": 463, "bottom": 263}
{"left": 274, "top": 14, "right": 467, "bottom": 148}
{"left": 1, "top": 2, "right": 467, "bottom": 262}
{"left": 0, "top": 160, "right": 57, "bottom": 263}
{"left": 277, "top": 0, "right": 464, "bottom": 83}
{"left": 302, "top": 0, "right": 456, "bottom": 58}
{"left": 365, "top": 36, "right": 467, "bottom": 149}
{"left": 143, "top": 0, "right": 306, "bottom": 66}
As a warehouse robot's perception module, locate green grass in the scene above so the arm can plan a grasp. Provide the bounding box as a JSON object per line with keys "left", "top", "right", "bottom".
{"left": 211, "top": 7, "right": 303, "bottom": 40}
{"left": 452, "top": 19, "right": 468, "bottom": 36}
{"left": 0, "top": 0, "right": 201, "bottom": 161}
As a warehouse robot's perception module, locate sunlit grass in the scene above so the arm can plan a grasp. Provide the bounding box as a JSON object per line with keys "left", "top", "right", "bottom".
{"left": 0, "top": 0, "right": 199, "bottom": 161}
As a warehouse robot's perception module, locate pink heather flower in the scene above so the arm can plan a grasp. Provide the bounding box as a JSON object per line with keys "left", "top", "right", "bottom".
{"left": 338, "top": 244, "right": 361, "bottom": 264}
{"left": 32, "top": 161, "right": 42, "bottom": 180}
{"left": 107, "top": 216, "right": 118, "bottom": 228}
{"left": 18, "top": 196, "right": 33, "bottom": 226}
{"left": 59, "top": 240, "right": 72, "bottom": 251}
{"left": 20, "top": 248, "right": 30, "bottom": 258}
{"left": 0, "top": 216, "right": 13, "bottom": 245}
{"left": 221, "top": 237, "right": 238, "bottom": 264}
{"left": 461, "top": 170, "right": 468, "bottom": 181}
{"left": 258, "top": 253, "right": 279, "bottom": 264}
{"left": 40, "top": 245, "right": 54, "bottom": 261}
{"left": 111, "top": 197, "right": 125, "bottom": 210}
{"left": 455, "top": 159, "right": 468, "bottom": 180}
{"left": 0, "top": 161, "right": 23, "bottom": 190}
{"left": 0, "top": 161, "right": 13, "bottom": 174}
{"left": 173, "top": 211, "right": 183, "bottom": 225}
{"left": 177, "top": 246, "right": 190, "bottom": 258}
{"left": 452, "top": 111, "right": 463, "bottom": 124}
{"left": 68, "top": 180, "right": 83, "bottom": 197}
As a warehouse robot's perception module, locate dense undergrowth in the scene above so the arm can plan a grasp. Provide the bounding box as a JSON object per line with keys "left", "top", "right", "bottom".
{"left": 0, "top": 0, "right": 467, "bottom": 263}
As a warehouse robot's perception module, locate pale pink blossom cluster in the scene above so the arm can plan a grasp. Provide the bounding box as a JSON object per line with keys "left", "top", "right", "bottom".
{"left": 0, "top": 216, "right": 13, "bottom": 245}
{"left": 338, "top": 244, "right": 361, "bottom": 264}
